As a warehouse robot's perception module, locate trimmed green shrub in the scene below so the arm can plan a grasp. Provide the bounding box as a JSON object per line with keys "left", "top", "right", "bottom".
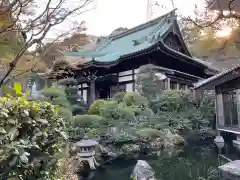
{"left": 88, "top": 99, "right": 107, "bottom": 115}
{"left": 73, "top": 115, "right": 103, "bottom": 130}
{"left": 52, "top": 96, "right": 72, "bottom": 109}
{"left": 136, "top": 128, "right": 161, "bottom": 139}
{"left": 123, "top": 92, "right": 149, "bottom": 107}
{"left": 112, "top": 92, "right": 126, "bottom": 102}
{"left": 72, "top": 104, "right": 85, "bottom": 115}
{"left": 41, "top": 86, "right": 65, "bottom": 99}
{"left": 58, "top": 78, "right": 77, "bottom": 86}
{"left": 58, "top": 107, "right": 73, "bottom": 122}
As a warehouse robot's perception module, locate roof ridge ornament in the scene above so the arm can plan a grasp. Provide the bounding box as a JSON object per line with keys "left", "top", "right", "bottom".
{"left": 132, "top": 40, "right": 140, "bottom": 46}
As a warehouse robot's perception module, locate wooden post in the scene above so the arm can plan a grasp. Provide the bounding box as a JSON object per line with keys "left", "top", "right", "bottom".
{"left": 165, "top": 78, "right": 171, "bottom": 89}
{"left": 89, "top": 71, "right": 97, "bottom": 104}
{"left": 236, "top": 90, "right": 240, "bottom": 128}
{"left": 132, "top": 69, "right": 135, "bottom": 91}
{"left": 90, "top": 79, "right": 95, "bottom": 104}
{"left": 176, "top": 83, "right": 179, "bottom": 90}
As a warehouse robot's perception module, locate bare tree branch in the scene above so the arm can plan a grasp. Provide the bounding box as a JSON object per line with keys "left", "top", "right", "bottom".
{"left": 184, "top": 0, "right": 240, "bottom": 28}
{"left": 179, "top": 0, "right": 240, "bottom": 55}
{"left": 0, "top": 0, "right": 93, "bottom": 86}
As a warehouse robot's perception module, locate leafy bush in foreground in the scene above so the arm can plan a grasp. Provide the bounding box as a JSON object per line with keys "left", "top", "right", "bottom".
{"left": 0, "top": 92, "right": 67, "bottom": 179}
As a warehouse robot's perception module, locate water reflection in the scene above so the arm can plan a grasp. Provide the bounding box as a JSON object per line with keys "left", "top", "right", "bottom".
{"left": 91, "top": 144, "right": 240, "bottom": 180}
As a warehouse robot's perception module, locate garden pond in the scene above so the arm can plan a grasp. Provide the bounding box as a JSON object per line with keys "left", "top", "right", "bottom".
{"left": 90, "top": 143, "right": 240, "bottom": 180}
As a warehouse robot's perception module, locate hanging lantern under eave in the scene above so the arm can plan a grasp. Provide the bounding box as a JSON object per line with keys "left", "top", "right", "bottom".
{"left": 208, "top": 0, "right": 240, "bottom": 13}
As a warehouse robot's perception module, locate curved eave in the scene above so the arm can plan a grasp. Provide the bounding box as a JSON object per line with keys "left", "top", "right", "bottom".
{"left": 157, "top": 40, "right": 218, "bottom": 74}
{"left": 75, "top": 41, "right": 217, "bottom": 75}
{"left": 76, "top": 44, "right": 157, "bottom": 69}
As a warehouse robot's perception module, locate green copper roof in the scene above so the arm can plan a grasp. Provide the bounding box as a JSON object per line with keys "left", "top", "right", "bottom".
{"left": 64, "top": 10, "right": 177, "bottom": 64}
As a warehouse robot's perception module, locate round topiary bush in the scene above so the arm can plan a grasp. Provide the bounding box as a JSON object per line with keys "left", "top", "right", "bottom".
{"left": 73, "top": 115, "right": 103, "bottom": 130}
{"left": 52, "top": 96, "right": 72, "bottom": 109}
{"left": 112, "top": 92, "right": 126, "bottom": 102}
{"left": 136, "top": 128, "right": 161, "bottom": 139}
{"left": 72, "top": 104, "right": 85, "bottom": 115}
{"left": 88, "top": 99, "right": 107, "bottom": 115}
{"left": 41, "top": 86, "right": 65, "bottom": 99}
{"left": 58, "top": 107, "right": 73, "bottom": 122}
{"left": 58, "top": 78, "right": 78, "bottom": 86}
{"left": 123, "top": 92, "right": 148, "bottom": 107}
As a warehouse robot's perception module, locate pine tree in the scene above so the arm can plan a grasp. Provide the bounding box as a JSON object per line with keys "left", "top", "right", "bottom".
{"left": 41, "top": 85, "right": 73, "bottom": 122}
{"left": 58, "top": 78, "right": 85, "bottom": 115}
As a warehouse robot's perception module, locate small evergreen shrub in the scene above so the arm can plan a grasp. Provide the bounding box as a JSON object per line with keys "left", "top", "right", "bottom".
{"left": 41, "top": 86, "right": 65, "bottom": 99}
{"left": 88, "top": 99, "right": 107, "bottom": 115}
{"left": 112, "top": 92, "right": 126, "bottom": 102}
{"left": 136, "top": 128, "right": 161, "bottom": 139}
{"left": 73, "top": 115, "right": 103, "bottom": 129}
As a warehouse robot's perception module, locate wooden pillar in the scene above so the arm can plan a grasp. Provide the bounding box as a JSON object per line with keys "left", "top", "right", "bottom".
{"left": 89, "top": 71, "right": 97, "bottom": 104}
{"left": 132, "top": 69, "right": 135, "bottom": 91}
{"left": 90, "top": 79, "right": 96, "bottom": 104}
{"left": 117, "top": 72, "right": 120, "bottom": 92}
{"left": 236, "top": 90, "right": 240, "bottom": 128}
{"left": 176, "top": 83, "right": 179, "bottom": 90}
{"left": 165, "top": 78, "right": 171, "bottom": 89}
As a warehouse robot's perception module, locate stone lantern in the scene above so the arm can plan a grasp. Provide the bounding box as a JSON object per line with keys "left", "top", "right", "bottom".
{"left": 214, "top": 136, "right": 225, "bottom": 149}
{"left": 74, "top": 136, "right": 99, "bottom": 169}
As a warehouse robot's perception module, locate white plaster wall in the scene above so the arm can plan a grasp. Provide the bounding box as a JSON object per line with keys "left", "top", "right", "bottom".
{"left": 118, "top": 75, "right": 133, "bottom": 82}
{"left": 119, "top": 70, "right": 132, "bottom": 76}
{"left": 126, "top": 83, "right": 133, "bottom": 92}
{"left": 82, "top": 89, "right": 87, "bottom": 103}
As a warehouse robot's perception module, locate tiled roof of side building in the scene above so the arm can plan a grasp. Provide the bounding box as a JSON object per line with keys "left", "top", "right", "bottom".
{"left": 194, "top": 64, "right": 240, "bottom": 89}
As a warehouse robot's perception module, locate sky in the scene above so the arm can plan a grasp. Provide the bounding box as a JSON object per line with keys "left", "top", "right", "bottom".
{"left": 44, "top": 0, "right": 205, "bottom": 39}
{"left": 82, "top": 0, "right": 204, "bottom": 36}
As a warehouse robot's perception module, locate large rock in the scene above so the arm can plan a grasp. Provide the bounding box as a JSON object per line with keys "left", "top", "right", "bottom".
{"left": 130, "top": 160, "right": 156, "bottom": 180}
{"left": 99, "top": 144, "right": 117, "bottom": 157}
{"left": 150, "top": 129, "right": 185, "bottom": 149}
{"left": 162, "top": 129, "right": 185, "bottom": 148}
{"left": 120, "top": 144, "right": 140, "bottom": 155}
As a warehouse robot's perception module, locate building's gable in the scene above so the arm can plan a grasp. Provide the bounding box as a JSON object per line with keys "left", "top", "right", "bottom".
{"left": 163, "top": 32, "right": 188, "bottom": 55}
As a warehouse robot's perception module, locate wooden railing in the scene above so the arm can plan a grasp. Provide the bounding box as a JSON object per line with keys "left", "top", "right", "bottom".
{"left": 198, "top": 154, "right": 232, "bottom": 180}
{"left": 218, "top": 154, "right": 231, "bottom": 166}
